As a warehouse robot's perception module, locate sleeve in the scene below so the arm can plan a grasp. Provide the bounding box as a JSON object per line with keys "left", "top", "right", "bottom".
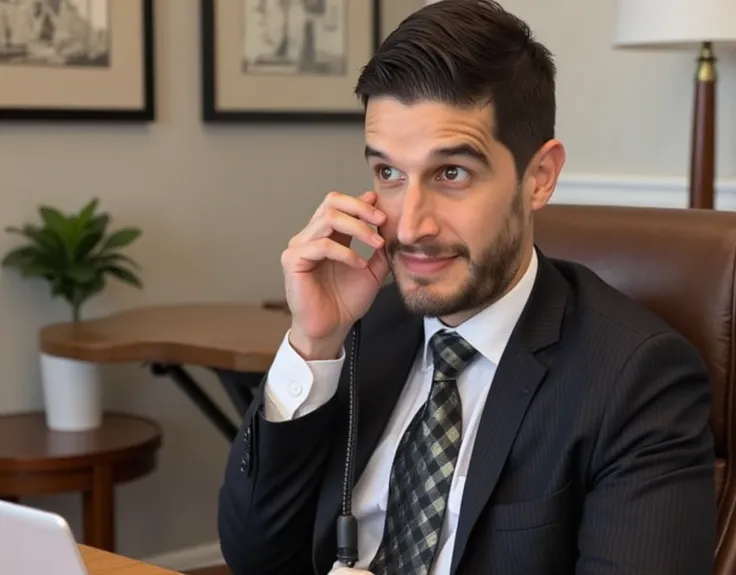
{"left": 263, "top": 329, "right": 346, "bottom": 421}
{"left": 575, "top": 331, "right": 717, "bottom": 575}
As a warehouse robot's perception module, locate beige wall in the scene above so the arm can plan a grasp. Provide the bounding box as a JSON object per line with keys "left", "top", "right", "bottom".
{"left": 0, "top": 0, "right": 424, "bottom": 562}
{"left": 1, "top": 0, "right": 734, "bottom": 563}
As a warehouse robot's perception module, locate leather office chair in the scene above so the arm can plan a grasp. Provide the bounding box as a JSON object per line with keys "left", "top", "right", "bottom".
{"left": 534, "top": 203, "right": 736, "bottom": 574}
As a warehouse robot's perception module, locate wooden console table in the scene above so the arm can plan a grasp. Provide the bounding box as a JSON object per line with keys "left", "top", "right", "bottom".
{"left": 39, "top": 303, "right": 291, "bottom": 442}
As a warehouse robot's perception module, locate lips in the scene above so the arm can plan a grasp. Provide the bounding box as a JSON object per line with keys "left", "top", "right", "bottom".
{"left": 398, "top": 253, "right": 458, "bottom": 275}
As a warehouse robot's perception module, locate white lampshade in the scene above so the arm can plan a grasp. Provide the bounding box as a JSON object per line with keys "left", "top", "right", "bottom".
{"left": 615, "top": 0, "right": 736, "bottom": 49}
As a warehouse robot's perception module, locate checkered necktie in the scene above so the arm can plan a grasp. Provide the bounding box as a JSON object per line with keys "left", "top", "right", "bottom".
{"left": 369, "top": 329, "right": 479, "bottom": 575}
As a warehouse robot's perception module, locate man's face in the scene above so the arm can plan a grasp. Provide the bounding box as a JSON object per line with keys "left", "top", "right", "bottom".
{"left": 364, "top": 97, "right": 538, "bottom": 323}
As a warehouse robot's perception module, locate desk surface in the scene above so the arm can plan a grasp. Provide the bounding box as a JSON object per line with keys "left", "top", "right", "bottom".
{"left": 80, "top": 545, "right": 181, "bottom": 574}
{"left": 39, "top": 303, "right": 291, "bottom": 372}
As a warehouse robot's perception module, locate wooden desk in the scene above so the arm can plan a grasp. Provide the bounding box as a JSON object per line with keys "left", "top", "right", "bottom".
{"left": 39, "top": 303, "right": 291, "bottom": 442}
{"left": 0, "top": 412, "right": 162, "bottom": 552}
{"left": 80, "top": 545, "right": 181, "bottom": 574}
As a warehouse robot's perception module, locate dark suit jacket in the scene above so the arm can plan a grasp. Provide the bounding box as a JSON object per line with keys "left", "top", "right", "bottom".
{"left": 217, "top": 249, "right": 717, "bottom": 575}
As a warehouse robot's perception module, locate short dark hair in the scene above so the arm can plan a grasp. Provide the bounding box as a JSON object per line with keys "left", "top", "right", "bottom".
{"left": 354, "top": 0, "right": 556, "bottom": 177}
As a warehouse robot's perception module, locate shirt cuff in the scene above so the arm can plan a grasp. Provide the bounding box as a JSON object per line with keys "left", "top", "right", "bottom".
{"left": 264, "top": 329, "right": 346, "bottom": 421}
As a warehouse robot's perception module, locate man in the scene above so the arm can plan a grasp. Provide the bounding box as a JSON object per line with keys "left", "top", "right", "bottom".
{"left": 217, "top": 1, "right": 717, "bottom": 574}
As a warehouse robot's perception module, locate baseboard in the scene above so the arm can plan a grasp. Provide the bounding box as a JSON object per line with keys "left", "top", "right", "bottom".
{"left": 553, "top": 173, "right": 736, "bottom": 209}
{"left": 141, "top": 540, "right": 224, "bottom": 572}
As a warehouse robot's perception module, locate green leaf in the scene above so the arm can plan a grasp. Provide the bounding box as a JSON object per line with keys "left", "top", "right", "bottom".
{"left": 65, "top": 263, "right": 97, "bottom": 283}
{"left": 39, "top": 206, "right": 70, "bottom": 236}
{"left": 74, "top": 230, "right": 104, "bottom": 260}
{"left": 1, "top": 245, "right": 41, "bottom": 268}
{"left": 7, "top": 224, "right": 61, "bottom": 253}
{"left": 88, "top": 213, "right": 110, "bottom": 235}
{"left": 78, "top": 198, "right": 99, "bottom": 224}
{"left": 100, "top": 228, "right": 141, "bottom": 252}
{"left": 104, "top": 265, "right": 143, "bottom": 288}
{"left": 92, "top": 252, "right": 141, "bottom": 270}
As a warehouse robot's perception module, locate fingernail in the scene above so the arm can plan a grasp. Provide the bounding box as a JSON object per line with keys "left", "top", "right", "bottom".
{"left": 372, "top": 234, "right": 384, "bottom": 245}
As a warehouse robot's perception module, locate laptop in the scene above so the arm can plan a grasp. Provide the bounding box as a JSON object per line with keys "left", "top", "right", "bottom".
{"left": 0, "top": 499, "right": 88, "bottom": 575}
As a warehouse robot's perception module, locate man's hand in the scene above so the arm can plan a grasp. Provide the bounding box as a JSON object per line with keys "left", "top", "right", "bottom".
{"left": 281, "top": 190, "right": 389, "bottom": 360}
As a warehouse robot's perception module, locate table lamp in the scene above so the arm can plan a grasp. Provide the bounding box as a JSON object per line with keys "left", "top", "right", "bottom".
{"left": 614, "top": 0, "right": 736, "bottom": 209}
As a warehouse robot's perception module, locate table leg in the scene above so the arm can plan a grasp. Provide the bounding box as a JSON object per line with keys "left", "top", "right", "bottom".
{"left": 214, "top": 369, "right": 262, "bottom": 418}
{"left": 83, "top": 465, "right": 115, "bottom": 551}
{"left": 149, "top": 362, "right": 265, "bottom": 442}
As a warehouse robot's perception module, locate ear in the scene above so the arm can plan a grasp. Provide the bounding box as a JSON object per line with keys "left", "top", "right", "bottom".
{"left": 523, "top": 139, "right": 566, "bottom": 212}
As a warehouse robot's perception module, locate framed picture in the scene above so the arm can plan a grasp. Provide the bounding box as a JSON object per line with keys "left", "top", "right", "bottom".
{"left": 201, "top": 0, "right": 381, "bottom": 122}
{"left": 0, "top": 0, "right": 155, "bottom": 121}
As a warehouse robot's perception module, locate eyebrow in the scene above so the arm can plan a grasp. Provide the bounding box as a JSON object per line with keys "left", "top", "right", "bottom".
{"left": 364, "top": 143, "right": 490, "bottom": 168}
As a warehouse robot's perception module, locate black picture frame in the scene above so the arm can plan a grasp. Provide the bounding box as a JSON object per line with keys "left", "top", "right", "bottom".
{"left": 0, "top": 0, "right": 155, "bottom": 122}
{"left": 201, "top": 0, "right": 382, "bottom": 123}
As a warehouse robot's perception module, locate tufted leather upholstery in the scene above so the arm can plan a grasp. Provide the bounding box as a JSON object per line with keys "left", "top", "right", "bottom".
{"left": 534, "top": 203, "right": 736, "bottom": 574}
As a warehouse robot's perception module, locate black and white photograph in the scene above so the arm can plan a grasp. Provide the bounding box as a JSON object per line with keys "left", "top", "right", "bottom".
{"left": 0, "top": 0, "right": 154, "bottom": 121}
{"left": 202, "top": 0, "right": 380, "bottom": 121}
{"left": 0, "top": 0, "right": 110, "bottom": 68}
{"left": 241, "top": 0, "right": 346, "bottom": 76}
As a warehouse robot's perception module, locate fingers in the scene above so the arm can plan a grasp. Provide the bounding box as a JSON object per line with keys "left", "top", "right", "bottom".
{"left": 283, "top": 191, "right": 387, "bottom": 273}
{"left": 292, "top": 191, "right": 386, "bottom": 250}
{"left": 282, "top": 237, "right": 367, "bottom": 273}
{"left": 305, "top": 208, "right": 384, "bottom": 250}
{"left": 312, "top": 190, "right": 385, "bottom": 228}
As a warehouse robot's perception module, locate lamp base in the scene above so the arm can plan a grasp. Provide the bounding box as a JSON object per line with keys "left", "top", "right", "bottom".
{"left": 689, "top": 41, "right": 716, "bottom": 209}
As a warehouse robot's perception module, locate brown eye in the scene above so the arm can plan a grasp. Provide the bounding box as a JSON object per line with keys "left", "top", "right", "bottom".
{"left": 438, "top": 166, "right": 469, "bottom": 182}
{"left": 378, "top": 166, "right": 400, "bottom": 181}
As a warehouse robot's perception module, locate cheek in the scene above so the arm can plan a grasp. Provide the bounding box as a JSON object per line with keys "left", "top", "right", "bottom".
{"left": 456, "top": 210, "right": 504, "bottom": 253}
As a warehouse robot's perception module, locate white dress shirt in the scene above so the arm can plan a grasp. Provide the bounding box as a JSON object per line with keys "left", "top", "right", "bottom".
{"left": 264, "top": 249, "right": 538, "bottom": 574}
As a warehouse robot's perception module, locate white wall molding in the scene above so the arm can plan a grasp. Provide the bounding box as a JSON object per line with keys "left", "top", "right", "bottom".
{"left": 553, "top": 173, "right": 736, "bottom": 210}
{"left": 141, "top": 540, "right": 223, "bottom": 572}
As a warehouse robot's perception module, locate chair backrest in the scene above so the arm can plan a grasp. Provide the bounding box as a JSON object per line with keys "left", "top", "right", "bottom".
{"left": 534, "top": 203, "right": 736, "bottom": 574}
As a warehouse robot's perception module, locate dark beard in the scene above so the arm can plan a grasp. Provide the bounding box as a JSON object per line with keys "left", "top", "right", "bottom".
{"left": 387, "top": 187, "right": 526, "bottom": 318}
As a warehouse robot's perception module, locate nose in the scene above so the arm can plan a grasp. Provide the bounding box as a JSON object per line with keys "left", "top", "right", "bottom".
{"left": 395, "top": 183, "right": 440, "bottom": 245}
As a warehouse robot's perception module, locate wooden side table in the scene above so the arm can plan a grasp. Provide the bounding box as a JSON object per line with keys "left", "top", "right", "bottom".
{"left": 0, "top": 411, "right": 162, "bottom": 552}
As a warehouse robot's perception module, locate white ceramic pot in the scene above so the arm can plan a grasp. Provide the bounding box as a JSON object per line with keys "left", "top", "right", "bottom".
{"left": 40, "top": 353, "right": 102, "bottom": 431}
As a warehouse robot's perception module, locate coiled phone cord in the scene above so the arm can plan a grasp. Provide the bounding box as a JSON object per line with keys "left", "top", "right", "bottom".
{"left": 336, "top": 319, "right": 361, "bottom": 567}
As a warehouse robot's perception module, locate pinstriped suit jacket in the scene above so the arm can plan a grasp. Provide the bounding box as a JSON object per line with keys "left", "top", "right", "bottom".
{"left": 217, "top": 249, "right": 717, "bottom": 574}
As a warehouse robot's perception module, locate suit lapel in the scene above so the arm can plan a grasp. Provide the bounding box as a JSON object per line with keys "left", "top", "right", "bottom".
{"left": 313, "top": 286, "right": 423, "bottom": 572}
{"left": 450, "top": 251, "right": 570, "bottom": 574}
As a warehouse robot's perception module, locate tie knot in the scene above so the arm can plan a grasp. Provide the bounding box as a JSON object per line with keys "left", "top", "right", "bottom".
{"left": 429, "top": 329, "right": 479, "bottom": 381}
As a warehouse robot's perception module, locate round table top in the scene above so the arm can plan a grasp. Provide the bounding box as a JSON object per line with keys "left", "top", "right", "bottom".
{"left": 0, "top": 412, "right": 162, "bottom": 473}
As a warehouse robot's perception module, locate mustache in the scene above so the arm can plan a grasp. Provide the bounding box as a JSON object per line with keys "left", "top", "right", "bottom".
{"left": 386, "top": 239, "right": 470, "bottom": 259}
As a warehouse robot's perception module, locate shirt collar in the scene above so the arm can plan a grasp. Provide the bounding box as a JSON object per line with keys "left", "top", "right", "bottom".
{"left": 420, "top": 247, "right": 538, "bottom": 370}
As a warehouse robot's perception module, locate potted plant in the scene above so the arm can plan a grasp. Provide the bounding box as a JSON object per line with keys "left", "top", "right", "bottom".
{"left": 1, "top": 198, "right": 143, "bottom": 431}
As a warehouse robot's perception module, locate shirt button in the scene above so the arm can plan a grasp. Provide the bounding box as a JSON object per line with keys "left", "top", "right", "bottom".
{"left": 289, "top": 382, "right": 302, "bottom": 397}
